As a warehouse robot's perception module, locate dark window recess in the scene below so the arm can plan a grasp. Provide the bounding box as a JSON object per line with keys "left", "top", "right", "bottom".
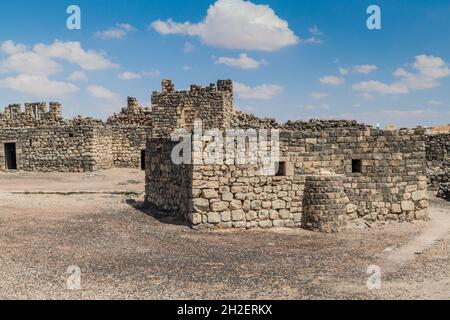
{"left": 69, "top": 133, "right": 74, "bottom": 138}
{"left": 141, "top": 150, "right": 146, "bottom": 170}
{"left": 275, "top": 161, "right": 287, "bottom": 176}
{"left": 29, "top": 139, "right": 32, "bottom": 147}
{"left": 4, "top": 143, "right": 17, "bottom": 170}
{"left": 352, "top": 159, "right": 362, "bottom": 173}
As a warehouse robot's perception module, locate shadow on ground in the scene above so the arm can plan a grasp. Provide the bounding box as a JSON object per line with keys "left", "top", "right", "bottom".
{"left": 125, "top": 198, "right": 188, "bottom": 227}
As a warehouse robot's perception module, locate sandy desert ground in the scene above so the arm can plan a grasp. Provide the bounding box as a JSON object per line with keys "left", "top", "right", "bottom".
{"left": 0, "top": 169, "right": 449, "bottom": 299}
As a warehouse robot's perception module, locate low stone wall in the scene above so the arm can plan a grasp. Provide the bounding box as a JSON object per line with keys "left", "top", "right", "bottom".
{"left": 302, "top": 175, "right": 348, "bottom": 233}
{"left": 190, "top": 164, "right": 305, "bottom": 229}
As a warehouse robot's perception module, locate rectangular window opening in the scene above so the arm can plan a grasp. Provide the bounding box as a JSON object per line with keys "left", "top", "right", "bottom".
{"left": 352, "top": 159, "right": 362, "bottom": 173}
{"left": 275, "top": 161, "right": 287, "bottom": 176}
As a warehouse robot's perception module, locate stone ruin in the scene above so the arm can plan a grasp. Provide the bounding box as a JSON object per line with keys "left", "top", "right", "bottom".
{"left": 426, "top": 132, "right": 450, "bottom": 201}
{"left": 144, "top": 80, "right": 430, "bottom": 232}
{"left": 1, "top": 79, "right": 447, "bottom": 232}
{"left": 0, "top": 97, "right": 151, "bottom": 172}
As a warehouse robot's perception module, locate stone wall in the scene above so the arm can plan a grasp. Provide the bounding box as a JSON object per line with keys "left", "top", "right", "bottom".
{"left": 426, "top": 133, "right": 450, "bottom": 190}
{"left": 145, "top": 138, "right": 193, "bottom": 220}
{"left": 151, "top": 80, "right": 233, "bottom": 137}
{"left": 302, "top": 174, "right": 348, "bottom": 233}
{"left": 144, "top": 127, "right": 428, "bottom": 230}
{"left": 190, "top": 163, "right": 305, "bottom": 229}
{"left": 0, "top": 125, "right": 97, "bottom": 172}
{"left": 0, "top": 98, "right": 151, "bottom": 172}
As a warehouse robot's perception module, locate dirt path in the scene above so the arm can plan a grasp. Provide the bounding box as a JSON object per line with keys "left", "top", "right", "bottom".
{"left": 382, "top": 207, "right": 450, "bottom": 271}
{"left": 372, "top": 197, "right": 450, "bottom": 299}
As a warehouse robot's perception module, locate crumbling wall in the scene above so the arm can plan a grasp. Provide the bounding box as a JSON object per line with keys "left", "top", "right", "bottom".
{"left": 150, "top": 80, "right": 233, "bottom": 137}
{"left": 0, "top": 98, "right": 151, "bottom": 172}
{"left": 426, "top": 133, "right": 450, "bottom": 190}
{"left": 0, "top": 125, "right": 97, "bottom": 172}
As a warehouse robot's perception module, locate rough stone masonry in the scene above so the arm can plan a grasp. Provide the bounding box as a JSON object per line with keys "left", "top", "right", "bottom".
{"left": 0, "top": 79, "right": 438, "bottom": 232}
{"left": 144, "top": 80, "right": 430, "bottom": 232}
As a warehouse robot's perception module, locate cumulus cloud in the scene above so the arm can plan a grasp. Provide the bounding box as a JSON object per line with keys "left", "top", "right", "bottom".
{"left": 34, "top": 41, "right": 118, "bottom": 70}
{"left": 353, "top": 55, "right": 450, "bottom": 96}
{"left": 214, "top": 53, "right": 266, "bottom": 70}
{"left": 87, "top": 85, "right": 121, "bottom": 103}
{"left": 95, "top": 23, "right": 137, "bottom": 39}
{"left": 0, "top": 74, "right": 78, "bottom": 97}
{"left": 67, "top": 70, "right": 88, "bottom": 82}
{"left": 0, "top": 40, "right": 118, "bottom": 97}
{"left": 0, "top": 40, "right": 26, "bottom": 55}
{"left": 353, "top": 80, "right": 408, "bottom": 95}
{"left": 151, "top": 0, "right": 299, "bottom": 51}
{"left": 320, "top": 75, "right": 345, "bottom": 86}
{"left": 0, "top": 51, "right": 62, "bottom": 76}
{"left": 118, "top": 70, "right": 160, "bottom": 80}
{"left": 234, "top": 82, "right": 283, "bottom": 100}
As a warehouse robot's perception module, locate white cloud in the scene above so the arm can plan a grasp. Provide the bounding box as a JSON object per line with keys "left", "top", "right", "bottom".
{"left": 0, "top": 74, "right": 78, "bottom": 97}
{"left": 234, "top": 82, "right": 283, "bottom": 100}
{"left": 310, "top": 92, "right": 328, "bottom": 99}
{"left": 353, "top": 64, "right": 378, "bottom": 74}
{"left": 214, "top": 53, "right": 266, "bottom": 70}
{"left": 34, "top": 41, "right": 118, "bottom": 70}
{"left": 320, "top": 75, "right": 345, "bottom": 86}
{"left": 353, "top": 55, "right": 450, "bottom": 96}
{"left": 303, "top": 37, "right": 323, "bottom": 45}
{"left": 183, "top": 65, "right": 192, "bottom": 71}
{"left": 308, "top": 26, "right": 323, "bottom": 36}
{"left": 67, "top": 70, "right": 88, "bottom": 81}
{"left": 0, "top": 51, "right": 62, "bottom": 76}
{"left": 0, "top": 40, "right": 26, "bottom": 55}
{"left": 87, "top": 85, "right": 121, "bottom": 103}
{"left": 95, "top": 23, "right": 137, "bottom": 39}
{"left": 118, "top": 70, "right": 160, "bottom": 80}
{"left": 118, "top": 71, "right": 141, "bottom": 80}
{"left": 151, "top": 0, "right": 299, "bottom": 51}
{"left": 183, "top": 42, "right": 195, "bottom": 53}
{"left": 338, "top": 67, "right": 349, "bottom": 75}
{"left": 353, "top": 80, "right": 408, "bottom": 95}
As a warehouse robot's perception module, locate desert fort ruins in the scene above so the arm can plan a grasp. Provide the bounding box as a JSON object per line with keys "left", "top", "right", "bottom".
{"left": 1, "top": 79, "right": 449, "bottom": 232}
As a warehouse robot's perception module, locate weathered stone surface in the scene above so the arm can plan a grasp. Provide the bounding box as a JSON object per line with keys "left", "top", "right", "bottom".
{"left": 401, "top": 200, "right": 415, "bottom": 212}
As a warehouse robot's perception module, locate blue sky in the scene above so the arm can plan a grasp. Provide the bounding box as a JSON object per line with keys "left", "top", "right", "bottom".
{"left": 0, "top": 0, "right": 449, "bottom": 127}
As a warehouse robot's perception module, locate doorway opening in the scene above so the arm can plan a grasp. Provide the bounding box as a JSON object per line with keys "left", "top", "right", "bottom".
{"left": 141, "top": 150, "right": 146, "bottom": 170}
{"left": 4, "top": 143, "right": 17, "bottom": 170}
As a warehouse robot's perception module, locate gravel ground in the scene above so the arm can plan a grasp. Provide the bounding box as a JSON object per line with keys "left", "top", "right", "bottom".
{"left": 0, "top": 170, "right": 450, "bottom": 300}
